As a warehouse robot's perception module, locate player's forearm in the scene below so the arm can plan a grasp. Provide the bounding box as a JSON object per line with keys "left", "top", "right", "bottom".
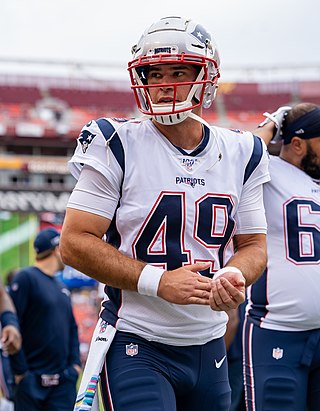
{"left": 60, "top": 231, "right": 145, "bottom": 291}
{"left": 252, "top": 121, "right": 275, "bottom": 145}
{"left": 227, "top": 233, "right": 267, "bottom": 286}
{"left": 61, "top": 208, "right": 147, "bottom": 291}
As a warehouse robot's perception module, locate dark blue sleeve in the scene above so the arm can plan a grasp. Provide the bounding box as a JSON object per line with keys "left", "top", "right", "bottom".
{"left": 8, "top": 271, "right": 31, "bottom": 374}
{"left": 67, "top": 309, "right": 81, "bottom": 367}
{"left": 0, "top": 311, "right": 19, "bottom": 329}
{"left": 243, "top": 135, "right": 264, "bottom": 185}
{"left": 96, "top": 118, "right": 125, "bottom": 173}
{"left": 9, "top": 270, "right": 30, "bottom": 320}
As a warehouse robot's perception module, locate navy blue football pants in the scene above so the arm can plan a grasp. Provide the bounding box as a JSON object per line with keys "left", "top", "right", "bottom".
{"left": 0, "top": 348, "right": 15, "bottom": 401}
{"left": 13, "top": 368, "right": 78, "bottom": 411}
{"left": 243, "top": 318, "right": 320, "bottom": 411}
{"left": 100, "top": 331, "right": 231, "bottom": 411}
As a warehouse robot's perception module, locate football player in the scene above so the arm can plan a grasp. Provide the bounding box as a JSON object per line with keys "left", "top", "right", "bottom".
{"left": 0, "top": 281, "right": 21, "bottom": 404}
{"left": 246, "top": 103, "right": 320, "bottom": 410}
{"left": 61, "top": 16, "right": 270, "bottom": 411}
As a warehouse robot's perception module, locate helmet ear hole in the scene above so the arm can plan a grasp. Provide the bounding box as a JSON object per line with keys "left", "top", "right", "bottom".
{"left": 203, "top": 83, "right": 218, "bottom": 109}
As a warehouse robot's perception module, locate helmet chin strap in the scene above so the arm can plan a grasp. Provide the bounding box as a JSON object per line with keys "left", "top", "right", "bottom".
{"left": 188, "top": 112, "right": 223, "bottom": 167}
{"left": 148, "top": 110, "right": 222, "bottom": 168}
{"left": 149, "top": 99, "right": 194, "bottom": 126}
{"left": 152, "top": 111, "right": 189, "bottom": 125}
{"left": 145, "top": 110, "right": 223, "bottom": 167}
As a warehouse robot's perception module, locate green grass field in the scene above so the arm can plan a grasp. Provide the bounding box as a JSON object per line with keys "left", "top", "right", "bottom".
{"left": 0, "top": 212, "right": 38, "bottom": 281}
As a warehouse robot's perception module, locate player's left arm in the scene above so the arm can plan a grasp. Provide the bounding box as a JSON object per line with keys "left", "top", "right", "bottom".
{"left": 229, "top": 232, "right": 267, "bottom": 286}
{"left": 209, "top": 232, "right": 267, "bottom": 312}
{"left": 0, "top": 283, "right": 22, "bottom": 355}
{"left": 252, "top": 121, "right": 275, "bottom": 145}
{"left": 210, "top": 156, "right": 268, "bottom": 313}
{"left": 252, "top": 105, "right": 292, "bottom": 145}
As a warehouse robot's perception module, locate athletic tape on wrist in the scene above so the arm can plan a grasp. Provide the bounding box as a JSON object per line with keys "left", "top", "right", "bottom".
{"left": 137, "top": 265, "right": 165, "bottom": 297}
{"left": 214, "top": 266, "right": 243, "bottom": 279}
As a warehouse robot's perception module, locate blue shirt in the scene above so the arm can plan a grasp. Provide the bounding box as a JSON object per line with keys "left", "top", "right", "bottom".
{"left": 9, "top": 266, "right": 80, "bottom": 375}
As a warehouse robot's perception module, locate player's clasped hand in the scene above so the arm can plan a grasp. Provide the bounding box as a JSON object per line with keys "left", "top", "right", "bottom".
{"left": 209, "top": 271, "right": 246, "bottom": 312}
{"left": 1, "top": 324, "right": 22, "bottom": 355}
{"left": 158, "top": 262, "right": 212, "bottom": 305}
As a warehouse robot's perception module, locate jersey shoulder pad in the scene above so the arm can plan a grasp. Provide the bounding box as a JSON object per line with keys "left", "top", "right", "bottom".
{"left": 94, "top": 117, "right": 126, "bottom": 143}
{"left": 77, "top": 117, "right": 119, "bottom": 153}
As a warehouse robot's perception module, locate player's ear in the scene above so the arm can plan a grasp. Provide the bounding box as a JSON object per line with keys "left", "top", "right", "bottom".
{"left": 290, "top": 136, "right": 306, "bottom": 156}
{"left": 53, "top": 246, "right": 60, "bottom": 257}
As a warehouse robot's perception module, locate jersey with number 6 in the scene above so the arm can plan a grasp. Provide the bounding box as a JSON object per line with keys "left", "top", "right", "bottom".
{"left": 247, "top": 155, "right": 320, "bottom": 331}
{"left": 68, "top": 118, "right": 270, "bottom": 345}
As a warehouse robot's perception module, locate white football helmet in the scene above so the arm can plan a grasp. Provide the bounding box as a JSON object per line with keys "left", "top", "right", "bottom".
{"left": 128, "top": 16, "right": 220, "bottom": 125}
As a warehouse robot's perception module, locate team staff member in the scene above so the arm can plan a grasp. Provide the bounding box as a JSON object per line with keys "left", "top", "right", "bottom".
{"left": 0, "top": 282, "right": 21, "bottom": 356}
{"left": 246, "top": 103, "right": 320, "bottom": 410}
{"left": 9, "top": 227, "right": 81, "bottom": 411}
{"left": 0, "top": 280, "right": 21, "bottom": 405}
{"left": 61, "top": 16, "right": 270, "bottom": 411}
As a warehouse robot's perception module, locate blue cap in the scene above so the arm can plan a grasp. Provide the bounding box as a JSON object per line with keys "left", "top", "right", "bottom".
{"left": 33, "top": 228, "right": 60, "bottom": 254}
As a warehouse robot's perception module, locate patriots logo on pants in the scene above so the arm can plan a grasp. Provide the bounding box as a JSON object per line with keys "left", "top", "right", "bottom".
{"left": 78, "top": 130, "right": 96, "bottom": 154}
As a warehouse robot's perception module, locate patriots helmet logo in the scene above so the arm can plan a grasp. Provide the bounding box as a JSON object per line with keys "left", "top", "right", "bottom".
{"left": 191, "top": 24, "right": 211, "bottom": 46}
{"left": 78, "top": 130, "right": 96, "bottom": 153}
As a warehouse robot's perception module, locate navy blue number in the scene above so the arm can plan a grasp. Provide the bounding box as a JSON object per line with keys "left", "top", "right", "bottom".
{"left": 133, "top": 192, "right": 234, "bottom": 272}
{"left": 133, "top": 193, "right": 190, "bottom": 270}
{"left": 195, "top": 194, "right": 235, "bottom": 270}
{"left": 285, "top": 199, "right": 320, "bottom": 263}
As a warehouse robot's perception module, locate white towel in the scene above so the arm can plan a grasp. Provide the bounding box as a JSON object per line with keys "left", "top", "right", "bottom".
{"left": 74, "top": 319, "right": 116, "bottom": 411}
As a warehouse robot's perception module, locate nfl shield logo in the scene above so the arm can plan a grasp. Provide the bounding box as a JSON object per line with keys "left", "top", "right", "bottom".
{"left": 272, "top": 347, "right": 283, "bottom": 360}
{"left": 126, "top": 343, "right": 138, "bottom": 357}
{"left": 99, "top": 320, "right": 107, "bottom": 334}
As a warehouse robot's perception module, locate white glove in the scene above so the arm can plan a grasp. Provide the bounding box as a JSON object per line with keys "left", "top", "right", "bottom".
{"left": 258, "top": 106, "right": 292, "bottom": 142}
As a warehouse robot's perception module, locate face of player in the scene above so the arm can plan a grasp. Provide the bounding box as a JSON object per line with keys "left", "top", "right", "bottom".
{"left": 146, "top": 63, "right": 199, "bottom": 105}
{"left": 300, "top": 137, "right": 320, "bottom": 180}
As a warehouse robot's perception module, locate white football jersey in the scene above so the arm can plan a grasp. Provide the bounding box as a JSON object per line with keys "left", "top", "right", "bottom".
{"left": 247, "top": 155, "right": 320, "bottom": 331}
{"left": 68, "top": 118, "right": 270, "bottom": 345}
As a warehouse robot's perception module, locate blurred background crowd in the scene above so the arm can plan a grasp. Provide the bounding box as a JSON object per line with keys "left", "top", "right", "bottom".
{"left": 1, "top": 62, "right": 320, "bottom": 365}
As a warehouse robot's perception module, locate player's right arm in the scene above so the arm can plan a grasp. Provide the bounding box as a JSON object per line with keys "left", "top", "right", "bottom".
{"left": 62, "top": 119, "right": 212, "bottom": 305}
{"left": 61, "top": 207, "right": 212, "bottom": 305}
{"left": 61, "top": 208, "right": 144, "bottom": 290}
